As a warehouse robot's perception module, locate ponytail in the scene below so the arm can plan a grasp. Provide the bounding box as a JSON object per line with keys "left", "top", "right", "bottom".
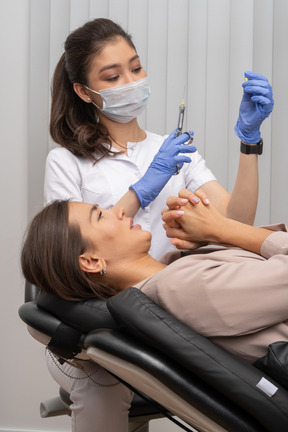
{"left": 49, "top": 19, "right": 136, "bottom": 161}
{"left": 50, "top": 53, "right": 114, "bottom": 162}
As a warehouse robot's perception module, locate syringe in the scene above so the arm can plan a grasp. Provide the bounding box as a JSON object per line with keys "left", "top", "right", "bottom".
{"left": 176, "top": 99, "right": 185, "bottom": 136}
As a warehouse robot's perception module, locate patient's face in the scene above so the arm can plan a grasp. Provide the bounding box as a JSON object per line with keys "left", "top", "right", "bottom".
{"left": 68, "top": 202, "right": 151, "bottom": 260}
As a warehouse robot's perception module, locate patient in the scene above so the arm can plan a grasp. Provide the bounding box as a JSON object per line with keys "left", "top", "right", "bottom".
{"left": 21, "top": 192, "right": 288, "bottom": 363}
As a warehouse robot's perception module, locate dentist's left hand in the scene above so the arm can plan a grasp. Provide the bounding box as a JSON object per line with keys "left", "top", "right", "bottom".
{"left": 234, "top": 71, "right": 274, "bottom": 144}
{"left": 130, "top": 129, "right": 196, "bottom": 209}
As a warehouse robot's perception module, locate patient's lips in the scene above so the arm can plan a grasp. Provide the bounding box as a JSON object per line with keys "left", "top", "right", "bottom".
{"left": 130, "top": 218, "right": 142, "bottom": 230}
{"left": 131, "top": 224, "right": 141, "bottom": 230}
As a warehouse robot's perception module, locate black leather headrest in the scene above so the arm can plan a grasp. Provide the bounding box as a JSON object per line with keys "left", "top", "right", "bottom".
{"left": 37, "top": 291, "right": 117, "bottom": 333}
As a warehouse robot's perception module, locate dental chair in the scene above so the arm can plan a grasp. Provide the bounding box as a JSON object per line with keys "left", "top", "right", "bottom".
{"left": 19, "top": 282, "right": 288, "bottom": 432}
{"left": 20, "top": 282, "right": 167, "bottom": 427}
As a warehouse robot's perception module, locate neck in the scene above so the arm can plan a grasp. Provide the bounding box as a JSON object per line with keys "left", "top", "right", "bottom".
{"left": 100, "top": 117, "right": 146, "bottom": 150}
{"left": 103, "top": 254, "right": 166, "bottom": 291}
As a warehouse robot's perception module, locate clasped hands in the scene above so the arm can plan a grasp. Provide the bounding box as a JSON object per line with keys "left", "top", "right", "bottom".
{"left": 161, "top": 189, "right": 227, "bottom": 250}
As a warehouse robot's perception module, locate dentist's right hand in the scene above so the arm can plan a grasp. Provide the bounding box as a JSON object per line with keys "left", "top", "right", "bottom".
{"left": 130, "top": 129, "right": 196, "bottom": 209}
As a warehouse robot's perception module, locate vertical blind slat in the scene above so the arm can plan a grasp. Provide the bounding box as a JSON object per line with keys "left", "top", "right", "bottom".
{"left": 146, "top": 0, "right": 168, "bottom": 134}
{"left": 29, "top": 0, "right": 51, "bottom": 216}
{"left": 28, "top": 0, "right": 288, "bottom": 226}
{"left": 187, "top": 0, "right": 208, "bottom": 158}
{"left": 166, "top": 0, "right": 190, "bottom": 133}
{"left": 271, "top": 0, "right": 288, "bottom": 223}
{"left": 205, "top": 0, "right": 231, "bottom": 187}
{"left": 227, "top": 0, "right": 254, "bottom": 196}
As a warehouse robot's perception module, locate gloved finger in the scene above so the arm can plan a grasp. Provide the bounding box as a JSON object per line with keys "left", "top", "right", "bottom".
{"left": 244, "top": 71, "right": 268, "bottom": 82}
{"left": 244, "top": 84, "right": 272, "bottom": 96}
{"left": 182, "top": 130, "right": 194, "bottom": 142}
{"left": 177, "top": 144, "right": 197, "bottom": 153}
{"left": 174, "top": 155, "right": 192, "bottom": 164}
{"left": 251, "top": 95, "right": 273, "bottom": 106}
{"left": 161, "top": 129, "right": 194, "bottom": 151}
{"left": 160, "top": 128, "right": 179, "bottom": 148}
{"left": 174, "top": 130, "right": 194, "bottom": 146}
{"left": 168, "top": 128, "right": 179, "bottom": 139}
{"left": 244, "top": 80, "right": 272, "bottom": 90}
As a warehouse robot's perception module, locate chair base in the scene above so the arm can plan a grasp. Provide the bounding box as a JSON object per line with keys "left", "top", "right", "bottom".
{"left": 87, "top": 346, "right": 228, "bottom": 432}
{"left": 40, "top": 396, "right": 71, "bottom": 418}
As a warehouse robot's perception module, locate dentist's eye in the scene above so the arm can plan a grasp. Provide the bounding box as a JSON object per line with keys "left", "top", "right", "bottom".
{"left": 106, "top": 75, "right": 120, "bottom": 82}
{"left": 133, "top": 66, "right": 143, "bottom": 74}
{"left": 98, "top": 211, "right": 103, "bottom": 221}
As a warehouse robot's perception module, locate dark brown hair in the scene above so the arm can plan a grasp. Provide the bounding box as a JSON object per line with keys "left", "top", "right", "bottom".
{"left": 50, "top": 18, "right": 136, "bottom": 162}
{"left": 21, "top": 200, "right": 119, "bottom": 301}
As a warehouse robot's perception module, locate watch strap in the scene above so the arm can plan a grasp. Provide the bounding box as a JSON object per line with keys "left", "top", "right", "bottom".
{"left": 240, "top": 138, "right": 263, "bottom": 155}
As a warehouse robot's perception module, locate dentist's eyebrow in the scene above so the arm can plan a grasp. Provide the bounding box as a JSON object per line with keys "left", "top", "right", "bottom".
{"left": 89, "top": 205, "right": 99, "bottom": 223}
{"left": 98, "top": 55, "right": 140, "bottom": 73}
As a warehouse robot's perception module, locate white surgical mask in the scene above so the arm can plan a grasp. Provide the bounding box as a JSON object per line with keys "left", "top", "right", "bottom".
{"left": 84, "top": 77, "right": 151, "bottom": 123}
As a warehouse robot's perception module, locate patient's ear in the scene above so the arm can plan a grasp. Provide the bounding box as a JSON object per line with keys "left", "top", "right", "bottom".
{"left": 79, "top": 253, "right": 105, "bottom": 275}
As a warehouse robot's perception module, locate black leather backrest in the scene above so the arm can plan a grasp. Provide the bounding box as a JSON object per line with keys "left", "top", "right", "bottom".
{"left": 19, "top": 301, "right": 61, "bottom": 334}
{"left": 25, "top": 281, "right": 40, "bottom": 302}
{"left": 19, "top": 300, "right": 85, "bottom": 358}
{"left": 107, "top": 288, "right": 288, "bottom": 432}
{"left": 37, "top": 290, "right": 117, "bottom": 333}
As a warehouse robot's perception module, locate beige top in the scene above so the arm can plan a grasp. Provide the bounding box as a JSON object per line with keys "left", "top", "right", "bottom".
{"left": 135, "top": 224, "right": 288, "bottom": 363}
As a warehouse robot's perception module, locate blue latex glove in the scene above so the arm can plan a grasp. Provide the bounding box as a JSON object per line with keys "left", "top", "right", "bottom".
{"left": 234, "top": 71, "right": 274, "bottom": 144}
{"left": 130, "top": 129, "right": 196, "bottom": 209}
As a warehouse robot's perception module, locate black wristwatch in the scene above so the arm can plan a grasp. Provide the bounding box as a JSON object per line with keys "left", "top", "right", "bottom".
{"left": 240, "top": 138, "right": 263, "bottom": 155}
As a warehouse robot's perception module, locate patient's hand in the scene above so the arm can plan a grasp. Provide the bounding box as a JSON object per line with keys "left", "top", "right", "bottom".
{"left": 162, "top": 189, "right": 272, "bottom": 254}
{"left": 160, "top": 191, "right": 206, "bottom": 249}
{"left": 162, "top": 189, "right": 226, "bottom": 246}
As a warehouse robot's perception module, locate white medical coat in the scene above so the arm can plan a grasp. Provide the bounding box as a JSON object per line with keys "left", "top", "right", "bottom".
{"left": 44, "top": 131, "right": 216, "bottom": 258}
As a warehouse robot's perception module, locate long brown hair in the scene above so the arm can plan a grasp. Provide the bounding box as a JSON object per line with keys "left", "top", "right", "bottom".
{"left": 50, "top": 18, "right": 136, "bottom": 162}
{"left": 21, "top": 201, "right": 119, "bottom": 301}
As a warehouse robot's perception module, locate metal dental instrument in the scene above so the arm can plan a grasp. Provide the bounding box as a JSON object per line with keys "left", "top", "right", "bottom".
{"left": 174, "top": 100, "right": 186, "bottom": 175}
{"left": 176, "top": 98, "right": 194, "bottom": 145}
{"left": 174, "top": 98, "right": 193, "bottom": 175}
{"left": 176, "top": 99, "right": 185, "bottom": 136}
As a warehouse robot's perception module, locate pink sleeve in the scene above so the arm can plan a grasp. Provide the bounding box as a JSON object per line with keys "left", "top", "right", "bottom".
{"left": 260, "top": 225, "right": 288, "bottom": 259}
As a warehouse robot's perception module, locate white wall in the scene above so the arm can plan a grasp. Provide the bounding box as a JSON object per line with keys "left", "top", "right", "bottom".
{"left": 0, "top": 1, "right": 70, "bottom": 431}
{"left": 1, "top": 0, "right": 288, "bottom": 431}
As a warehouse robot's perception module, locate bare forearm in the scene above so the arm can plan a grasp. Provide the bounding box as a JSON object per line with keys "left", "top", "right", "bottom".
{"left": 213, "top": 218, "right": 271, "bottom": 255}
{"left": 226, "top": 153, "right": 259, "bottom": 225}
{"left": 198, "top": 154, "right": 258, "bottom": 225}
{"left": 163, "top": 192, "right": 271, "bottom": 254}
{"left": 113, "top": 189, "right": 141, "bottom": 217}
